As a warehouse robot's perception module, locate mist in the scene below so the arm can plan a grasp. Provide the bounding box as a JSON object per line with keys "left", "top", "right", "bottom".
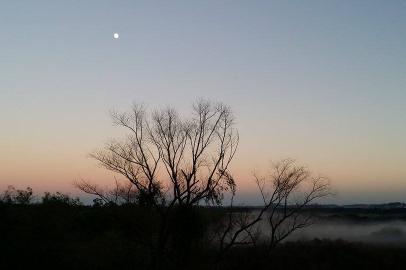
{"left": 288, "top": 219, "right": 406, "bottom": 245}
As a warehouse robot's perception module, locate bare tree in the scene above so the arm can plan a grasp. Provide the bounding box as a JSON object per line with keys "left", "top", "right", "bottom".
{"left": 218, "top": 159, "right": 331, "bottom": 258}
{"left": 76, "top": 99, "right": 238, "bottom": 208}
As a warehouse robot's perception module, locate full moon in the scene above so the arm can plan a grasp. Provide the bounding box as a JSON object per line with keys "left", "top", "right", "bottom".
{"left": 113, "top": 33, "right": 119, "bottom": 39}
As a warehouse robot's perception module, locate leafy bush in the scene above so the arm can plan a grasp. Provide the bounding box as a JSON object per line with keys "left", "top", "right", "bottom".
{"left": 42, "top": 192, "right": 82, "bottom": 206}
{"left": 0, "top": 186, "right": 33, "bottom": 204}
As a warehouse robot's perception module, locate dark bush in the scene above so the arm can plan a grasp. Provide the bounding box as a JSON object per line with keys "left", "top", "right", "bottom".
{"left": 41, "top": 192, "right": 82, "bottom": 206}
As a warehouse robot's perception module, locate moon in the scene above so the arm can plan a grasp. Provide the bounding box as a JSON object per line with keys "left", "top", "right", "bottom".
{"left": 113, "top": 33, "right": 119, "bottom": 39}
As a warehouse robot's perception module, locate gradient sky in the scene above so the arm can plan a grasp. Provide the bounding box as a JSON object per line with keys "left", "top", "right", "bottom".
{"left": 1, "top": 0, "right": 405, "bottom": 204}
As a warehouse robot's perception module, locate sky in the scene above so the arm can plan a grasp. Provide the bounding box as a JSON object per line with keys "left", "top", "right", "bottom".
{"left": 1, "top": 0, "right": 405, "bottom": 204}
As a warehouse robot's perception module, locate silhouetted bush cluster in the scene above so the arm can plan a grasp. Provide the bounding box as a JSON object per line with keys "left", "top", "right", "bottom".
{"left": 0, "top": 186, "right": 33, "bottom": 204}
{"left": 42, "top": 191, "right": 82, "bottom": 206}
{"left": 0, "top": 186, "right": 81, "bottom": 206}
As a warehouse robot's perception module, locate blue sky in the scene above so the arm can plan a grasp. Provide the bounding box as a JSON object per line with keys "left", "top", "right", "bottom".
{"left": 1, "top": 0, "right": 405, "bottom": 204}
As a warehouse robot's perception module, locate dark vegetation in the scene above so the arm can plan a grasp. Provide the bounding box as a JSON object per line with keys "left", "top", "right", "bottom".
{"left": 308, "top": 207, "right": 406, "bottom": 222}
{"left": 2, "top": 199, "right": 406, "bottom": 270}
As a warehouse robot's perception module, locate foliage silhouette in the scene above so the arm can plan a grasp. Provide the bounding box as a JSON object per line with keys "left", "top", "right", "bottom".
{"left": 0, "top": 185, "right": 33, "bottom": 204}
{"left": 42, "top": 191, "right": 82, "bottom": 206}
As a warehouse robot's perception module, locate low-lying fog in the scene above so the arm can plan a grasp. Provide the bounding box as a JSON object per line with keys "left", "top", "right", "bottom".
{"left": 288, "top": 220, "right": 406, "bottom": 245}
{"left": 240, "top": 211, "right": 406, "bottom": 246}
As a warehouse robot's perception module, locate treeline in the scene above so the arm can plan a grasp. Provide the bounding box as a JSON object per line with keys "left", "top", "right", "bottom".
{"left": 0, "top": 185, "right": 82, "bottom": 206}
{"left": 0, "top": 192, "right": 225, "bottom": 270}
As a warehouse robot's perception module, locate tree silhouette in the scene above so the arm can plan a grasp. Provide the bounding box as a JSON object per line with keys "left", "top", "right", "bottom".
{"left": 217, "top": 159, "right": 331, "bottom": 260}
{"left": 77, "top": 99, "right": 238, "bottom": 209}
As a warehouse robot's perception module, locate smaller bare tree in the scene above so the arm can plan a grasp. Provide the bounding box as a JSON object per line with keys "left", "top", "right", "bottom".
{"left": 218, "top": 159, "right": 331, "bottom": 258}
